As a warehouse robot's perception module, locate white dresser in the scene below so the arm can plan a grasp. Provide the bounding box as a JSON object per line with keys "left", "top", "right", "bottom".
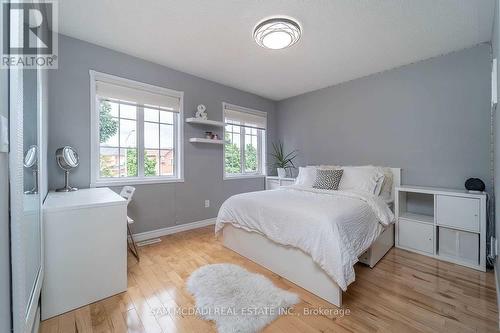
{"left": 42, "top": 188, "right": 128, "bottom": 319}
{"left": 265, "top": 176, "right": 296, "bottom": 190}
{"left": 395, "top": 185, "right": 486, "bottom": 271}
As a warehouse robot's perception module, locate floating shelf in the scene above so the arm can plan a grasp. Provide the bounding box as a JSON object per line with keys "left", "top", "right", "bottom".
{"left": 185, "top": 117, "right": 224, "bottom": 127}
{"left": 189, "top": 138, "right": 224, "bottom": 144}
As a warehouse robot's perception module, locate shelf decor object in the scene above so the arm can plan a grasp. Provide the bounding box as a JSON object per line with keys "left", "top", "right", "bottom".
{"left": 395, "top": 185, "right": 486, "bottom": 271}
{"left": 195, "top": 104, "right": 208, "bottom": 119}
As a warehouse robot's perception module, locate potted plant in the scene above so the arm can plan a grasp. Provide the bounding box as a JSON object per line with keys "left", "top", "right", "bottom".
{"left": 270, "top": 142, "right": 297, "bottom": 178}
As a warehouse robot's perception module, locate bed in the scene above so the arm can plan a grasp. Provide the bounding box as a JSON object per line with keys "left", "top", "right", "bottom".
{"left": 216, "top": 167, "right": 400, "bottom": 307}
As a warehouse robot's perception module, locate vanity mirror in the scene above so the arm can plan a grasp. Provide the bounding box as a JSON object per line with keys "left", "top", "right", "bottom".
{"left": 55, "top": 146, "right": 79, "bottom": 192}
{"left": 23, "top": 145, "right": 38, "bottom": 194}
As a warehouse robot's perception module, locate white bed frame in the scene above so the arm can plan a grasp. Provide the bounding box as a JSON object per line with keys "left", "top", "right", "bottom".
{"left": 222, "top": 168, "right": 401, "bottom": 307}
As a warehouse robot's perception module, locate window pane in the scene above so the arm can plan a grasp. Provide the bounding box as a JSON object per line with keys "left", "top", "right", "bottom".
{"left": 160, "top": 124, "right": 173, "bottom": 149}
{"left": 225, "top": 131, "right": 241, "bottom": 174}
{"left": 245, "top": 135, "right": 258, "bottom": 172}
{"left": 144, "top": 122, "right": 159, "bottom": 149}
{"left": 100, "top": 100, "right": 119, "bottom": 118}
{"left": 160, "top": 149, "right": 174, "bottom": 176}
{"left": 144, "top": 107, "right": 159, "bottom": 122}
{"left": 99, "top": 101, "right": 119, "bottom": 146}
{"left": 144, "top": 150, "right": 159, "bottom": 176}
{"left": 120, "top": 119, "right": 137, "bottom": 148}
{"left": 120, "top": 103, "right": 136, "bottom": 119}
{"left": 120, "top": 148, "right": 137, "bottom": 177}
{"left": 100, "top": 147, "right": 119, "bottom": 178}
{"left": 160, "top": 111, "right": 173, "bottom": 124}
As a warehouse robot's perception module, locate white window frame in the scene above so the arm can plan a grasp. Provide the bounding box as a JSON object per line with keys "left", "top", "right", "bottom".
{"left": 90, "top": 70, "right": 184, "bottom": 187}
{"left": 223, "top": 102, "right": 267, "bottom": 180}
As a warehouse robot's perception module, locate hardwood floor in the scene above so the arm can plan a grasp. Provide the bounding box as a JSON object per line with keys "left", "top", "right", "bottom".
{"left": 40, "top": 226, "right": 499, "bottom": 333}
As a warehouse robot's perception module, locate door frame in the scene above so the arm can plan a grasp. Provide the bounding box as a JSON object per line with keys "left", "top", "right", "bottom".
{"left": 8, "top": 3, "right": 45, "bottom": 332}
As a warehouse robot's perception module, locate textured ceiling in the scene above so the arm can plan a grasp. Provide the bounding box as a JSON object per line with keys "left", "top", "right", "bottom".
{"left": 58, "top": 0, "right": 495, "bottom": 100}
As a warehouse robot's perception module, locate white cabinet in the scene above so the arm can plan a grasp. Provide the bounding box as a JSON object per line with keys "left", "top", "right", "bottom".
{"left": 398, "top": 219, "right": 434, "bottom": 254}
{"left": 265, "top": 176, "right": 295, "bottom": 190}
{"left": 395, "top": 186, "right": 486, "bottom": 271}
{"left": 436, "top": 195, "right": 480, "bottom": 232}
{"left": 42, "top": 188, "right": 128, "bottom": 319}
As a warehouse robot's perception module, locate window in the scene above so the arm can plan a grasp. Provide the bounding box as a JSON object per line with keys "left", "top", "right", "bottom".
{"left": 223, "top": 102, "right": 266, "bottom": 178}
{"left": 90, "top": 71, "right": 183, "bottom": 186}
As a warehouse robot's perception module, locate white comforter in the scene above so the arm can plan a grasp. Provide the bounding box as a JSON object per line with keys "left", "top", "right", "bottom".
{"left": 215, "top": 185, "right": 395, "bottom": 290}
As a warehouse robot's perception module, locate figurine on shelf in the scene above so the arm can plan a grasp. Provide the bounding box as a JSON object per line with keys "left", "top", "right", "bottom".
{"left": 195, "top": 104, "right": 208, "bottom": 120}
{"left": 204, "top": 132, "right": 219, "bottom": 140}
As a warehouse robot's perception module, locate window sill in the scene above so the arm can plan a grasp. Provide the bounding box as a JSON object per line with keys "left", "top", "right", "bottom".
{"left": 223, "top": 174, "right": 266, "bottom": 180}
{"left": 91, "top": 177, "right": 185, "bottom": 187}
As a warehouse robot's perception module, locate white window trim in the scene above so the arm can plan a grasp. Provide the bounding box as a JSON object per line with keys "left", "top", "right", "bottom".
{"left": 222, "top": 102, "right": 267, "bottom": 180}
{"left": 89, "top": 70, "right": 184, "bottom": 187}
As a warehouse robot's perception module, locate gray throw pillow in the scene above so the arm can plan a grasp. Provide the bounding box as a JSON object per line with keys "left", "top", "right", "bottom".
{"left": 313, "top": 169, "right": 343, "bottom": 190}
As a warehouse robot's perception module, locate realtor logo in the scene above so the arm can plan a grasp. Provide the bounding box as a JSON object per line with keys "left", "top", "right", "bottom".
{"left": 1, "top": 0, "right": 58, "bottom": 68}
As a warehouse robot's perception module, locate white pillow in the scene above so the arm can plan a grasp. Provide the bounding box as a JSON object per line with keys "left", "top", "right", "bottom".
{"left": 378, "top": 168, "right": 394, "bottom": 202}
{"left": 319, "top": 165, "right": 340, "bottom": 170}
{"left": 344, "top": 165, "right": 389, "bottom": 196}
{"left": 338, "top": 166, "right": 384, "bottom": 195}
{"left": 295, "top": 166, "right": 317, "bottom": 187}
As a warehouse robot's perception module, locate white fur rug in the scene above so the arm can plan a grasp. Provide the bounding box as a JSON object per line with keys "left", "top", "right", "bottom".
{"left": 186, "top": 263, "right": 300, "bottom": 333}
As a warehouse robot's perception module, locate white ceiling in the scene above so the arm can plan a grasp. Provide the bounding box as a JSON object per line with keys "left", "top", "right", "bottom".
{"left": 59, "top": 0, "right": 495, "bottom": 101}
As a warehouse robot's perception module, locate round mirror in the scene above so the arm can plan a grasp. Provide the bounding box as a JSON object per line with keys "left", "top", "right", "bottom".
{"left": 55, "top": 146, "right": 79, "bottom": 192}
{"left": 23, "top": 145, "right": 38, "bottom": 168}
{"left": 56, "top": 146, "right": 79, "bottom": 170}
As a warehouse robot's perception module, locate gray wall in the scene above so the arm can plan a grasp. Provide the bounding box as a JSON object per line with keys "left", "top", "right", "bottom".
{"left": 277, "top": 44, "right": 492, "bottom": 192}
{"left": 48, "top": 35, "right": 277, "bottom": 233}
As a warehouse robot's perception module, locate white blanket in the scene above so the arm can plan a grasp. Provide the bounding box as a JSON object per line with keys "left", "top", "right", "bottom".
{"left": 215, "top": 185, "right": 395, "bottom": 290}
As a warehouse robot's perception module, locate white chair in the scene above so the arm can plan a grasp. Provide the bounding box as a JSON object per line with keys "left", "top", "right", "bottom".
{"left": 120, "top": 186, "right": 139, "bottom": 261}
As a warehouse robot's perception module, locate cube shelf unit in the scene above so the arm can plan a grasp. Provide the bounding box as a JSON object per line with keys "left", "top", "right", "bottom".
{"left": 185, "top": 117, "right": 225, "bottom": 144}
{"left": 395, "top": 185, "right": 486, "bottom": 271}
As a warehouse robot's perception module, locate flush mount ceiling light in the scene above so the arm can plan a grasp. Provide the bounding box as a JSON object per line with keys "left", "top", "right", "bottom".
{"left": 253, "top": 17, "right": 301, "bottom": 50}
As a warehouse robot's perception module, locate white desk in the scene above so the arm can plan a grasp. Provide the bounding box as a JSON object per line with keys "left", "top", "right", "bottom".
{"left": 42, "top": 188, "right": 128, "bottom": 319}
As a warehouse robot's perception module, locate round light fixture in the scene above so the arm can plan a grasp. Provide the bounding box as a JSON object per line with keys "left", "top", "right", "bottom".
{"left": 253, "top": 17, "right": 301, "bottom": 50}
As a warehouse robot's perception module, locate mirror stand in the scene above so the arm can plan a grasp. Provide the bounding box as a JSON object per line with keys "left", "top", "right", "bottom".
{"left": 56, "top": 170, "right": 77, "bottom": 192}
{"left": 24, "top": 170, "right": 38, "bottom": 194}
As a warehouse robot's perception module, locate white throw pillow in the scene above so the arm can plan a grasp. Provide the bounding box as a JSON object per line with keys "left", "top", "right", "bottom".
{"left": 378, "top": 168, "right": 394, "bottom": 202}
{"left": 338, "top": 166, "right": 384, "bottom": 195}
{"left": 295, "top": 166, "right": 317, "bottom": 187}
{"left": 319, "top": 165, "right": 340, "bottom": 170}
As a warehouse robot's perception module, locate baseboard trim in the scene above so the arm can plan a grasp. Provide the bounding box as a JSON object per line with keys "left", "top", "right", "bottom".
{"left": 132, "top": 218, "right": 216, "bottom": 242}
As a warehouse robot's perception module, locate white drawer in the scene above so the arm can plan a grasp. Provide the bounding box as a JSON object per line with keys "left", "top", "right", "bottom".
{"left": 436, "top": 195, "right": 479, "bottom": 232}
{"left": 398, "top": 219, "right": 434, "bottom": 254}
